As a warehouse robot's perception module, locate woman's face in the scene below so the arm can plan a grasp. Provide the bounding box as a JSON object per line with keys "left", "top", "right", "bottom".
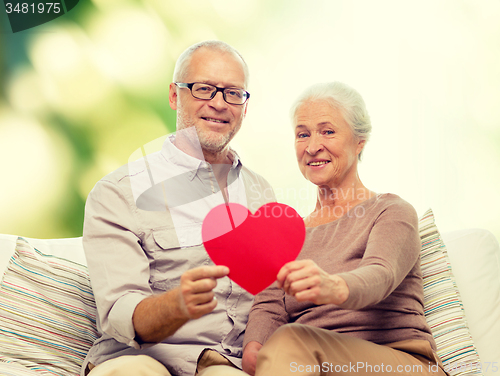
{"left": 294, "top": 100, "right": 365, "bottom": 188}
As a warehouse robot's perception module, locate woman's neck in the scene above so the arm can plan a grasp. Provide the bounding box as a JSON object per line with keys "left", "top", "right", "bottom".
{"left": 306, "top": 176, "right": 375, "bottom": 227}
{"left": 317, "top": 174, "right": 370, "bottom": 207}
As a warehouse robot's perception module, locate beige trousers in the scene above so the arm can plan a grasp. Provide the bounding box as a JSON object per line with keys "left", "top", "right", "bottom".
{"left": 86, "top": 348, "right": 239, "bottom": 376}
{"left": 86, "top": 355, "right": 172, "bottom": 376}
{"left": 199, "top": 324, "right": 449, "bottom": 376}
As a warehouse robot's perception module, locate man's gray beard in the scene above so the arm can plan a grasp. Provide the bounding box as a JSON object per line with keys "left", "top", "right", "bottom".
{"left": 196, "top": 125, "right": 234, "bottom": 154}
{"left": 176, "top": 110, "right": 236, "bottom": 155}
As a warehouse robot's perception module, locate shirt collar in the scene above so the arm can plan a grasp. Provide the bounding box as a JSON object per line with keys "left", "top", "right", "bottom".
{"left": 161, "top": 135, "right": 243, "bottom": 181}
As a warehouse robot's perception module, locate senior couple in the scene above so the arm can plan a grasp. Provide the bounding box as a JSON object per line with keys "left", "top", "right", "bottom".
{"left": 82, "top": 40, "right": 447, "bottom": 376}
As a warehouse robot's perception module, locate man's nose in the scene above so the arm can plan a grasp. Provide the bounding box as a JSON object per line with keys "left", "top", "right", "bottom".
{"left": 209, "top": 91, "right": 228, "bottom": 110}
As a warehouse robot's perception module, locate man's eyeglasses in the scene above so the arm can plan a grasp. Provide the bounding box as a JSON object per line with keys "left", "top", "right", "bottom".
{"left": 175, "top": 82, "right": 250, "bottom": 105}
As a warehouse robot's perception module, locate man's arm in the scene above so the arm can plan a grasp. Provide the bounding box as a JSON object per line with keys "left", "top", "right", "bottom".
{"left": 132, "top": 265, "right": 229, "bottom": 343}
{"left": 84, "top": 177, "right": 227, "bottom": 348}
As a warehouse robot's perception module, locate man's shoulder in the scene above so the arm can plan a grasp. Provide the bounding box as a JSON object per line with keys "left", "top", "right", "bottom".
{"left": 88, "top": 153, "right": 167, "bottom": 206}
{"left": 239, "top": 165, "right": 276, "bottom": 210}
{"left": 239, "top": 164, "right": 272, "bottom": 188}
{"left": 95, "top": 152, "right": 166, "bottom": 187}
{"left": 98, "top": 163, "right": 134, "bottom": 184}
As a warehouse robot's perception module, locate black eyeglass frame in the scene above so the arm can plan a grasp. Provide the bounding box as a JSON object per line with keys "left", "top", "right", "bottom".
{"left": 175, "top": 82, "right": 250, "bottom": 105}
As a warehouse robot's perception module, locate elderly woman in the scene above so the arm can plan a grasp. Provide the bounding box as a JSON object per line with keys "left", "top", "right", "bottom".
{"left": 199, "top": 82, "right": 446, "bottom": 376}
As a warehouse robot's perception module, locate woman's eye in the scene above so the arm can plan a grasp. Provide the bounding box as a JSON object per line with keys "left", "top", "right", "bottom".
{"left": 297, "top": 133, "right": 309, "bottom": 138}
{"left": 324, "top": 130, "right": 335, "bottom": 135}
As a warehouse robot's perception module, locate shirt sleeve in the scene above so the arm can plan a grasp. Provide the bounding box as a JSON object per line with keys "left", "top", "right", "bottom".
{"left": 336, "top": 199, "right": 421, "bottom": 310}
{"left": 243, "top": 282, "right": 289, "bottom": 348}
{"left": 83, "top": 178, "right": 152, "bottom": 349}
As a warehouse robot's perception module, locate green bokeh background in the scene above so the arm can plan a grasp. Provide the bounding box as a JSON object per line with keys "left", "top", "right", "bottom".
{"left": 0, "top": 0, "right": 295, "bottom": 238}
{"left": 1, "top": 0, "right": 499, "bottom": 240}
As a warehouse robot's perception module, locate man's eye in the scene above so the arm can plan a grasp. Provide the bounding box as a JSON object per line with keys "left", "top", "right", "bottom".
{"left": 297, "top": 133, "right": 309, "bottom": 138}
{"left": 226, "top": 89, "right": 242, "bottom": 98}
{"left": 196, "top": 86, "right": 213, "bottom": 92}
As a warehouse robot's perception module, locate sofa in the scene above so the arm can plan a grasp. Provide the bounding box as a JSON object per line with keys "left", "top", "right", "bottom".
{"left": 0, "top": 209, "right": 499, "bottom": 376}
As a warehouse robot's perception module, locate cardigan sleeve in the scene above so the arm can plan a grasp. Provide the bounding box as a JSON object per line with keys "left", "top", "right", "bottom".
{"left": 243, "top": 282, "right": 289, "bottom": 348}
{"left": 336, "top": 199, "right": 421, "bottom": 310}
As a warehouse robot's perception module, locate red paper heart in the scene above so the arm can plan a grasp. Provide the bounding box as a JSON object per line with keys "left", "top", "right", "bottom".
{"left": 202, "top": 203, "right": 305, "bottom": 295}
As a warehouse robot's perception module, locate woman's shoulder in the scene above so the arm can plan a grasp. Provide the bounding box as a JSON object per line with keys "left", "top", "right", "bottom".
{"left": 372, "top": 193, "right": 418, "bottom": 218}
{"left": 375, "top": 192, "right": 410, "bottom": 204}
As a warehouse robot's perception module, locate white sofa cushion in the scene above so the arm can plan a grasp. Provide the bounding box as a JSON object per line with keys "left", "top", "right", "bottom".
{"left": 0, "top": 234, "right": 86, "bottom": 274}
{"left": 442, "top": 228, "right": 500, "bottom": 376}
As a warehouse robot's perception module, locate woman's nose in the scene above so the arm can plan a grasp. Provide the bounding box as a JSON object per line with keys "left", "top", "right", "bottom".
{"left": 306, "top": 134, "right": 324, "bottom": 155}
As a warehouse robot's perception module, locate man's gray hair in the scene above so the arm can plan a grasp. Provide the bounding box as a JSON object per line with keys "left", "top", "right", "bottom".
{"left": 173, "top": 40, "right": 249, "bottom": 87}
{"left": 290, "top": 82, "right": 372, "bottom": 160}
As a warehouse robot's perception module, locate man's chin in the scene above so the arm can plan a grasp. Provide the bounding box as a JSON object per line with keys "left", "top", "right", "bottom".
{"left": 197, "top": 130, "right": 233, "bottom": 154}
{"left": 198, "top": 135, "right": 231, "bottom": 154}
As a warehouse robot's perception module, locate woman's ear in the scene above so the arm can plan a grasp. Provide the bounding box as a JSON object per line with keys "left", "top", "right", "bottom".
{"left": 356, "top": 139, "right": 366, "bottom": 156}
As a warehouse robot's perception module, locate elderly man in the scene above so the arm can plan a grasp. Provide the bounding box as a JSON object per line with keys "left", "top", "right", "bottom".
{"left": 82, "top": 41, "right": 275, "bottom": 376}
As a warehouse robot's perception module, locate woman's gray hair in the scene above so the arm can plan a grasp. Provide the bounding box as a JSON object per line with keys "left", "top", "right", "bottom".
{"left": 290, "top": 82, "right": 372, "bottom": 160}
{"left": 173, "top": 40, "right": 249, "bottom": 87}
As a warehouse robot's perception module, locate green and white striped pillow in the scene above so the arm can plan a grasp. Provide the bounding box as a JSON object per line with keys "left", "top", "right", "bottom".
{"left": 420, "top": 209, "right": 483, "bottom": 376}
{"left": 0, "top": 237, "right": 98, "bottom": 376}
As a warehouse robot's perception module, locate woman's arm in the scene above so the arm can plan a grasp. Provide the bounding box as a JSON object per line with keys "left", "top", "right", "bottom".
{"left": 277, "top": 260, "right": 349, "bottom": 305}
{"left": 277, "top": 199, "right": 421, "bottom": 310}
{"left": 337, "top": 200, "right": 421, "bottom": 309}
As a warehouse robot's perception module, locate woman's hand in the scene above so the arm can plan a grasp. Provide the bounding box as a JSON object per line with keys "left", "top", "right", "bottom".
{"left": 277, "top": 260, "right": 349, "bottom": 305}
{"left": 242, "top": 341, "right": 262, "bottom": 376}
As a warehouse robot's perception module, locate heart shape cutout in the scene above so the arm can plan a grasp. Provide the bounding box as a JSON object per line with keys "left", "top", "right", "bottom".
{"left": 202, "top": 203, "right": 305, "bottom": 295}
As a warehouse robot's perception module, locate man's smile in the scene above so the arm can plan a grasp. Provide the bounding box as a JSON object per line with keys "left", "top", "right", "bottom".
{"left": 202, "top": 117, "right": 229, "bottom": 124}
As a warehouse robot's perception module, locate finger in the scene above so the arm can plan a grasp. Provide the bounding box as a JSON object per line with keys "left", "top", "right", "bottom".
{"left": 294, "top": 287, "right": 320, "bottom": 303}
{"left": 277, "top": 261, "right": 307, "bottom": 287}
{"left": 288, "top": 275, "right": 320, "bottom": 296}
{"left": 282, "top": 265, "right": 315, "bottom": 293}
{"left": 182, "top": 277, "right": 218, "bottom": 295}
{"left": 184, "top": 290, "right": 216, "bottom": 307}
{"left": 183, "top": 265, "right": 229, "bottom": 282}
{"left": 186, "top": 296, "right": 218, "bottom": 319}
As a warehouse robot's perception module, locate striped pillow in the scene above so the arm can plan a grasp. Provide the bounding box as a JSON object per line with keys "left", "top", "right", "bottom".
{"left": 0, "top": 237, "right": 98, "bottom": 376}
{"left": 420, "top": 209, "right": 483, "bottom": 376}
{"left": 0, "top": 362, "right": 40, "bottom": 375}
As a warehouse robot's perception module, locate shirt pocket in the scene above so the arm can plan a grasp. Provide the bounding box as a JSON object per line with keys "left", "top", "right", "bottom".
{"left": 149, "top": 226, "right": 212, "bottom": 291}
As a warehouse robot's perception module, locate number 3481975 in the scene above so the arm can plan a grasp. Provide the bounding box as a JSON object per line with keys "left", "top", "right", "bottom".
{"left": 5, "top": 3, "right": 61, "bottom": 14}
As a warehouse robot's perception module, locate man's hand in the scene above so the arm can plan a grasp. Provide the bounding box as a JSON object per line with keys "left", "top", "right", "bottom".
{"left": 277, "top": 260, "right": 349, "bottom": 305}
{"left": 132, "top": 265, "right": 229, "bottom": 344}
{"left": 178, "top": 265, "right": 229, "bottom": 319}
{"left": 242, "top": 341, "right": 262, "bottom": 376}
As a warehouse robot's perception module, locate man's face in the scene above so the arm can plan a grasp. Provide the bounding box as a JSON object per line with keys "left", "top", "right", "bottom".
{"left": 169, "top": 48, "right": 248, "bottom": 155}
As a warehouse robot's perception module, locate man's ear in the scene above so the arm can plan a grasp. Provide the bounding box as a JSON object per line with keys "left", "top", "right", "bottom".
{"left": 243, "top": 99, "right": 249, "bottom": 118}
{"left": 169, "top": 83, "right": 178, "bottom": 110}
